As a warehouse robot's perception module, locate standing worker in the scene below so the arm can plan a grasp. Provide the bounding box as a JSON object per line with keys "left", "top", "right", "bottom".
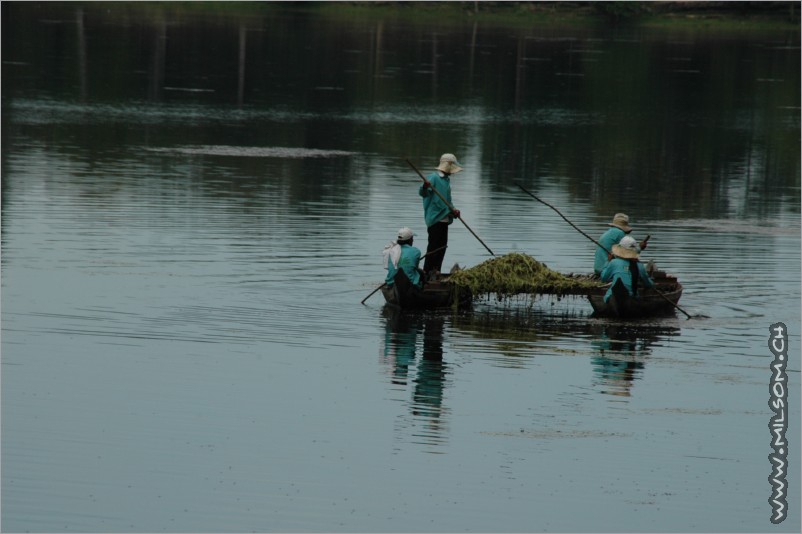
{"left": 419, "top": 153, "right": 462, "bottom": 280}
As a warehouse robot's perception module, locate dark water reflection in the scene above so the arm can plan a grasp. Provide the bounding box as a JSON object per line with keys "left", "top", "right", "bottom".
{"left": 4, "top": 3, "right": 799, "bottom": 219}
{"left": 2, "top": 3, "right": 800, "bottom": 533}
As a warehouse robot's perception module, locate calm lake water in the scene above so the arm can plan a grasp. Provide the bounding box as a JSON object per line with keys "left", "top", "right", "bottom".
{"left": 2, "top": 3, "right": 800, "bottom": 532}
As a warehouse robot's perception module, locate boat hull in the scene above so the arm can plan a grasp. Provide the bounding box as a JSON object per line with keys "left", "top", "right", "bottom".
{"left": 379, "top": 265, "right": 683, "bottom": 317}
{"left": 381, "top": 270, "right": 470, "bottom": 309}
{"left": 587, "top": 278, "right": 683, "bottom": 318}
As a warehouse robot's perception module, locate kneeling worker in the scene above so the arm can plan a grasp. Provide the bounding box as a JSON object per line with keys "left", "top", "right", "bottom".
{"left": 600, "top": 236, "right": 655, "bottom": 303}
{"left": 383, "top": 227, "right": 423, "bottom": 289}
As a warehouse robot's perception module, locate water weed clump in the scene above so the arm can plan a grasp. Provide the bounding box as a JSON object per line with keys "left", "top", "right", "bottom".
{"left": 449, "top": 252, "right": 604, "bottom": 300}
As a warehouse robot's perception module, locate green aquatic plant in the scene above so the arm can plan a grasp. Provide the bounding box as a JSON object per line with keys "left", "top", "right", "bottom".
{"left": 449, "top": 252, "right": 604, "bottom": 300}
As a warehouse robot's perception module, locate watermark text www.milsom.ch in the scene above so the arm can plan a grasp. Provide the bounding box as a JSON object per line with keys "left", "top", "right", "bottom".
{"left": 768, "top": 322, "right": 789, "bottom": 524}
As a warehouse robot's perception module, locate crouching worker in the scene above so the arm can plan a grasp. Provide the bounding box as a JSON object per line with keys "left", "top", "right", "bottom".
{"left": 600, "top": 236, "right": 655, "bottom": 303}
{"left": 594, "top": 213, "right": 649, "bottom": 276}
{"left": 383, "top": 227, "right": 424, "bottom": 289}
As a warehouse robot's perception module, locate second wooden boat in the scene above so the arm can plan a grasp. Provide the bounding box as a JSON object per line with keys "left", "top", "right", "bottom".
{"left": 381, "top": 269, "right": 471, "bottom": 309}
{"left": 587, "top": 271, "right": 683, "bottom": 318}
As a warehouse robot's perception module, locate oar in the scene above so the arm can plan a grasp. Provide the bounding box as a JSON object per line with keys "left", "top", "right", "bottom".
{"left": 514, "top": 182, "right": 704, "bottom": 319}
{"left": 360, "top": 282, "right": 388, "bottom": 305}
{"left": 406, "top": 158, "right": 495, "bottom": 257}
{"left": 361, "top": 245, "right": 447, "bottom": 305}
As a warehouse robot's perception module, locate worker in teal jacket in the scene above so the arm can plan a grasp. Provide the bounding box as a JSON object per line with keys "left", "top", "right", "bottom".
{"left": 600, "top": 236, "right": 655, "bottom": 303}
{"left": 383, "top": 227, "right": 423, "bottom": 288}
{"left": 594, "top": 213, "right": 649, "bottom": 275}
{"left": 419, "top": 153, "right": 462, "bottom": 279}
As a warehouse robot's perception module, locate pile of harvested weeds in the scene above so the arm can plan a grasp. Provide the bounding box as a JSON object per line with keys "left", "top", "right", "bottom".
{"left": 449, "top": 252, "right": 603, "bottom": 299}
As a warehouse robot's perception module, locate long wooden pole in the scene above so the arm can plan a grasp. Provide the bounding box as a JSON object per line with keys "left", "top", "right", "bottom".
{"left": 361, "top": 245, "right": 447, "bottom": 305}
{"left": 406, "top": 158, "right": 495, "bottom": 257}
{"left": 514, "top": 182, "right": 699, "bottom": 319}
{"left": 515, "top": 182, "right": 611, "bottom": 254}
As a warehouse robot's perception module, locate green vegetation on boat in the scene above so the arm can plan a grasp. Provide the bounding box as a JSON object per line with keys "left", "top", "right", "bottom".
{"left": 449, "top": 252, "right": 604, "bottom": 300}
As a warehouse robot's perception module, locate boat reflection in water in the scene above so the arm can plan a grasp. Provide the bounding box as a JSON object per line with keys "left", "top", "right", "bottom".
{"left": 590, "top": 323, "right": 681, "bottom": 397}
{"left": 380, "top": 306, "right": 450, "bottom": 450}
{"left": 451, "top": 304, "right": 682, "bottom": 396}
{"left": 380, "top": 303, "right": 683, "bottom": 448}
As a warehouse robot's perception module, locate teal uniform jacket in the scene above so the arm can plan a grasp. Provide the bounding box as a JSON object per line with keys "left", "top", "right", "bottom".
{"left": 600, "top": 258, "right": 655, "bottom": 303}
{"left": 419, "top": 172, "right": 454, "bottom": 228}
{"left": 386, "top": 244, "right": 423, "bottom": 288}
{"left": 594, "top": 227, "right": 627, "bottom": 274}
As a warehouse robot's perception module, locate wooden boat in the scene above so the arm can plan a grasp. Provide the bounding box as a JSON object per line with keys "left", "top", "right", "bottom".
{"left": 381, "top": 269, "right": 471, "bottom": 309}
{"left": 380, "top": 262, "right": 683, "bottom": 318}
{"left": 587, "top": 271, "right": 683, "bottom": 318}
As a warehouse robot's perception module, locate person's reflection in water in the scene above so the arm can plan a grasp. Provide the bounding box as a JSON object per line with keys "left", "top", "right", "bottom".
{"left": 381, "top": 306, "right": 419, "bottom": 385}
{"left": 412, "top": 313, "right": 448, "bottom": 444}
{"left": 380, "top": 307, "right": 451, "bottom": 448}
{"left": 591, "top": 325, "right": 648, "bottom": 397}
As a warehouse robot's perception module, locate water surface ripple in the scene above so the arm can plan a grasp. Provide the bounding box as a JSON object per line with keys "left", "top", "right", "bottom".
{"left": 2, "top": 5, "right": 800, "bottom": 533}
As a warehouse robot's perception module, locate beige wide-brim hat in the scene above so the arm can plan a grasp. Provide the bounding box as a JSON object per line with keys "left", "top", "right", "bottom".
{"left": 612, "top": 244, "right": 639, "bottom": 260}
{"left": 612, "top": 236, "right": 640, "bottom": 259}
{"left": 435, "top": 153, "right": 463, "bottom": 175}
{"left": 608, "top": 213, "right": 632, "bottom": 233}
